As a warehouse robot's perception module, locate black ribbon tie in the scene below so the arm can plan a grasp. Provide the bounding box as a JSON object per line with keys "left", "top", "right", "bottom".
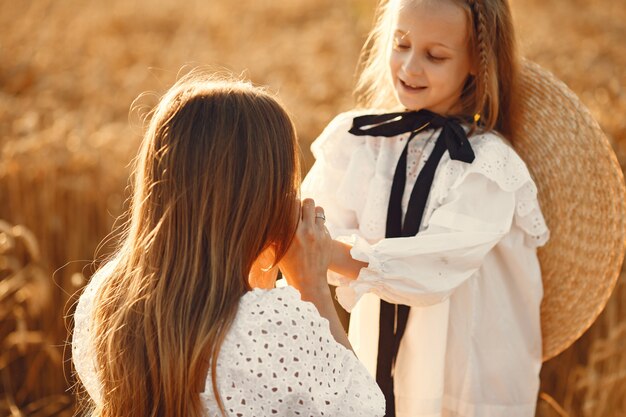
{"left": 349, "top": 109, "right": 475, "bottom": 417}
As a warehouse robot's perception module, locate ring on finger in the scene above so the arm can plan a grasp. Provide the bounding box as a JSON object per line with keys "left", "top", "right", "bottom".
{"left": 315, "top": 213, "right": 326, "bottom": 221}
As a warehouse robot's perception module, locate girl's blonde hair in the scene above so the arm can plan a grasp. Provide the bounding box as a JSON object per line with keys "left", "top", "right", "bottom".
{"left": 85, "top": 73, "right": 300, "bottom": 416}
{"left": 355, "top": 0, "right": 520, "bottom": 136}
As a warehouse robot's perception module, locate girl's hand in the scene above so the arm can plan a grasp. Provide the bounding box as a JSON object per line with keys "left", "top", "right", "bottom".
{"left": 278, "top": 198, "right": 332, "bottom": 296}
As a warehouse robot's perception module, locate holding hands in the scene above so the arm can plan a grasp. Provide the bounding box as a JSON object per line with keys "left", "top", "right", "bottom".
{"left": 279, "top": 198, "right": 332, "bottom": 296}
{"left": 279, "top": 198, "right": 352, "bottom": 350}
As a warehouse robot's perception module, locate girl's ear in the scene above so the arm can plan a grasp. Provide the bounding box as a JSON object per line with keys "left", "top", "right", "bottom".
{"left": 469, "top": 55, "right": 478, "bottom": 76}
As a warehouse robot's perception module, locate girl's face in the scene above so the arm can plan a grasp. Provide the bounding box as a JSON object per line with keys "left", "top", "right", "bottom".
{"left": 389, "top": 0, "right": 474, "bottom": 114}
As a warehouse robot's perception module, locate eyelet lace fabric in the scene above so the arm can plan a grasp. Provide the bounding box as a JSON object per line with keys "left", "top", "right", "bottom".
{"left": 72, "top": 272, "right": 385, "bottom": 417}
{"left": 436, "top": 133, "right": 549, "bottom": 247}
{"left": 71, "top": 262, "right": 111, "bottom": 405}
{"left": 202, "top": 287, "right": 384, "bottom": 416}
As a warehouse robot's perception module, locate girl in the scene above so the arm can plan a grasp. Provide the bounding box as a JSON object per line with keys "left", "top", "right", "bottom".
{"left": 71, "top": 74, "right": 385, "bottom": 416}
{"left": 303, "top": 0, "right": 549, "bottom": 416}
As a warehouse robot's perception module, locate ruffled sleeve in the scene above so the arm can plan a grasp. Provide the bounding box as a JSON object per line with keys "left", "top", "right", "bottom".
{"left": 332, "top": 132, "right": 549, "bottom": 311}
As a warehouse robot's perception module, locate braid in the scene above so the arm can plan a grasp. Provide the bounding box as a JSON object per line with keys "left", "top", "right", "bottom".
{"left": 468, "top": 0, "right": 490, "bottom": 125}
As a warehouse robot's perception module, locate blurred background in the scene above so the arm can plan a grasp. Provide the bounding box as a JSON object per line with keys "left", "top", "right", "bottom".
{"left": 0, "top": 0, "right": 625, "bottom": 416}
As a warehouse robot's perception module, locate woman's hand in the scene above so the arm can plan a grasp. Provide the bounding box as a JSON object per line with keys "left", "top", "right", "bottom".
{"left": 278, "top": 198, "right": 331, "bottom": 296}
{"left": 279, "top": 198, "right": 353, "bottom": 350}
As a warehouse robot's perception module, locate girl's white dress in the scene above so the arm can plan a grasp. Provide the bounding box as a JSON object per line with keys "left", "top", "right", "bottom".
{"left": 72, "top": 262, "right": 385, "bottom": 417}
{"left": 302, "top": 111, "right": 550, "bottom": 417}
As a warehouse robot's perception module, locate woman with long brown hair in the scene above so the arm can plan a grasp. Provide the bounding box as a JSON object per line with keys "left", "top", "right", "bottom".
{"left": 71, "top": 73, "right": 384, "bottom": 417}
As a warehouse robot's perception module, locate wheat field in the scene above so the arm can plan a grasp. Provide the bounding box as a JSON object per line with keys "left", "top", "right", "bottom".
{"left": 1, "top": 0, "right": 625, "bottom": 416}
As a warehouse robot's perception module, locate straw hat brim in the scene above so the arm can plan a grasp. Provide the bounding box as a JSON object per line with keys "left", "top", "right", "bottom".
{"left": 513, "top": 60, "right": 626, "bottom": 361}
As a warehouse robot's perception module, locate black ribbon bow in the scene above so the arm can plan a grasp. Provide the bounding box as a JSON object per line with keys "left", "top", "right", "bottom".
{"left": 349, "top": 109, "right": 475, "bottom": 417}
{"left": 349, "top": 110, "right": 475, "bottom": 164}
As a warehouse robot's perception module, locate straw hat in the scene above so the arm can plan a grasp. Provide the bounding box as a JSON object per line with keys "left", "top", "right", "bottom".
{"left": 512, "top": 60, "right": 626, "bottom": 361}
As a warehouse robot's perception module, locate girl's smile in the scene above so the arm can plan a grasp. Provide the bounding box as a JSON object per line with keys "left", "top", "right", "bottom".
{"left": 399, "top": 79, "right": 427, "bottom": 91}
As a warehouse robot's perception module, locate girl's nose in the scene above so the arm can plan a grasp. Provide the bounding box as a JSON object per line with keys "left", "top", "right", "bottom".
{"left": 403, "top": 54, "right": 423, "bottom": 76}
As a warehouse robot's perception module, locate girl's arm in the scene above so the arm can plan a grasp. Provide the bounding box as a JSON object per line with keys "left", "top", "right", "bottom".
{"left": 330, "top": 173, "right": 522, "bottom": 311}
{"left": 303, "top": 119, "right": 548, "bottom": 312}
{"left": 329, "top": 239, "right": 367, "bottom": 280}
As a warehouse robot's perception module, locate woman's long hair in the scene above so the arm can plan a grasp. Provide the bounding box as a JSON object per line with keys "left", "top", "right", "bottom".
{"left": 85, "top": 74, "right": 300, "bottom": 416}
{"left": 354, "top": 0, "right": 521, "bottom": 136}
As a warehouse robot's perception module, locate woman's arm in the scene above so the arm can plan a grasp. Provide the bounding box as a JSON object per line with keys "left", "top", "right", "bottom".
{"left": 297, "top": 282, "right": 352, "bottom": 351}
{"left": 278, "top": 198, "right": 353, "bottom": 351}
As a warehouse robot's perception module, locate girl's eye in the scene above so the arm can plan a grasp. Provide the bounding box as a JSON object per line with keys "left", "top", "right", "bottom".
{"left": 393, "top": 38, "right": 409, "bottom": 50}
{"left": 427, "top": 52, "right": 447, "bottom": 62}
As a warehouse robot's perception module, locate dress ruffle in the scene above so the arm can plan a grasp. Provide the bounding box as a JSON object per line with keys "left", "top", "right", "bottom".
{"left": 310, "top": 112, "right": 549, "bottom": 248}
{"left": 440, "top": 133, "right": 550, "bottom": 247}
